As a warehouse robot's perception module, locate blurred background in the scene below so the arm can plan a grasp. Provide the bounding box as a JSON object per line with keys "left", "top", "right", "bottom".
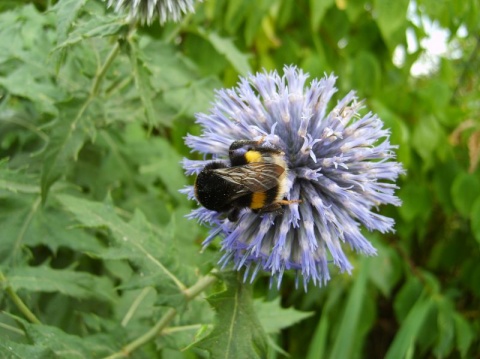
{"left": 0, "top": 0, "right": 479, "bottom": 358}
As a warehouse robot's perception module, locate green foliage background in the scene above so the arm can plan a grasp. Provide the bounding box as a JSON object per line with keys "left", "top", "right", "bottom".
{"left": 1, "top": 0, "right": 479, "bottom": 358}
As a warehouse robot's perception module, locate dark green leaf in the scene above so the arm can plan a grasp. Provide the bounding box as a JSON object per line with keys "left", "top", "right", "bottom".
{"left": 197, "top": 273, "right": 268, "bottom": 359}
{"left": 471, "top": 198, "right": 480, "bottom": 244}
{"left": 200, "top": 30, "right": 251, "bottom": 76}
{"left": 451, "top": 172, "right": 480, "bottom": 218}
{"left": 385, "top": 295, "right": 435, "bottom": 359}
{"left": 310, "top": 0, "right": 335, "bottom": 32}
{"left": 329, "top": 258, "right": 370, "bottom": 359}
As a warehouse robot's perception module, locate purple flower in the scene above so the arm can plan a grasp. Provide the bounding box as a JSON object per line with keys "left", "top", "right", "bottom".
{"left": 106, "top": 0, "right": 201, "bottom": 25}
{"left": 182, "top": 65, "right": 404, "bottom": 288}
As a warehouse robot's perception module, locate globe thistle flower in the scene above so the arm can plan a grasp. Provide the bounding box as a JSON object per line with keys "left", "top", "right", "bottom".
{"left": 106, "top": 0, "right": 201, "bottom": 25}
{"left": 182, "top": 65, "right": 404, "bottom": 289}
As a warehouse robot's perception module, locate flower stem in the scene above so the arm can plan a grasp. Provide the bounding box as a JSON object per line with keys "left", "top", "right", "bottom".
{"left": 0, "top": 272, "right": 41, "bottom": 325}
{"left": 103, "top": 272, "right": 218, "bottom": 359}
{"left": 90, "top": 41, "right": 121, "bottom": 98}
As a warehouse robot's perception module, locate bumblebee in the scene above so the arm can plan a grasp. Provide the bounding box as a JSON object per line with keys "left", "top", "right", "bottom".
{"left": 194, "top": 139, "right": 300, "bottom": 222}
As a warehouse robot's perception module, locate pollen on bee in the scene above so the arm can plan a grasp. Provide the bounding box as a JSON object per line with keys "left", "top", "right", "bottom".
{"left": 245, "top": 150, "right": 263, "bottom": 163}
{"left": 251, "top": 192, "right": 267, "bottom": 209}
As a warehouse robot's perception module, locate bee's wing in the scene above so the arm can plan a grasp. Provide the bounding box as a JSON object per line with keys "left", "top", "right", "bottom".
{"left": 213, "top": 162, "right": 285, "bottom": 193}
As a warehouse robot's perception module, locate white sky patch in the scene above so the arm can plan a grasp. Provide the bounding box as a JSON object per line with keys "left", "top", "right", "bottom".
{"left": 392, "top": 1, "right": 467, "bottom": 77}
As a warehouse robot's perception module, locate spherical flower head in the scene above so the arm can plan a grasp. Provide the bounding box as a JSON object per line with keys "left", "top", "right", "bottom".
{"left": 106, "top": 0, "right": 202, "bottom": 25}
{"left": 183, "top": 65, "right": 404, "bottom": 289}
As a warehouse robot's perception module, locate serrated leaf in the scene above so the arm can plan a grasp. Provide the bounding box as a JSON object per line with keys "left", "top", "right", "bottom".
{"left": 0, "top": 192, "right": 103, "bottom": 263}
{"left": 200, "top": 30, "right": 251, "bottom": 76}
{"left": 6, "top": 266, "right": 116, "bottom": 303}
{"left": 17, "top": 319, "right": 117, "bottom": 358}
{"left": 54, "top": 15, "right": 125, "bottom": 51}
{"left": 40, "top": 98, "right": 92, "bottom": 202}
{"left": 254, "top": 297, "right": 313, "bottom": 334}
{"left": 52, "top": 0, "right": 88, "bottom": 44}
{"left": 197, "top": 273, "right": 268, "bottom": 359}
{"left": 56, "top": 194, "right": 186, "bottom": 290}
{"left": 0, "top": 160, "right": 39, "bottom": 194}
{"left": 0, "top": 340, "right": 54, "bottom": 359}
{"left": 129, "top": 39, "right": 157, "bottom": 126}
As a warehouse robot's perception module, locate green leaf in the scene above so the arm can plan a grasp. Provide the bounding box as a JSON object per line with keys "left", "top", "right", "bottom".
{"left": 454, "top": 313, "right": 474, "bottom": 358}
{"left": 0, "top": 160, "right": 39, "bottom": 194}
{"left": 411, "top": 116, "right": 443, "bottom": 169}
{"left": 56, "top": 194, "right": 188, "bottom": 290}
{"left": 0, "top": 340, "right": 54, "bottom": 359}
{"left": 351, "top": 51, "right": 381, "bottom": 95}
{"left": 0, "top": 192, "right": 103, "bottom": 263}
{"left": 197, "top": 273, "right": 268, "bottom": 359}
{"left": 310, "top": 0, "right": 335, "bottom": 32}
{"left": 6, "top": 266, "right": 116, "bottom": 303}
{"left": 374, "top": 0, "right": 409, "bottom": 50}
{"left": 471, "top": 198, "right": 480, "bottom": 245}
{"left": 329, "top": 258, "right": 370, "bottom": 359}
{"left": 54, "top": 15, "right": 125, "bottom": 51}
{"left": 254, "top": 297, "right": 314, "bottom": 334}
{"left": 18, "top": 320, "right": 117, "bottom": 358}
{"left": 128, "top": 39, "right": 157, "bottom": 127}
{"left": 52, "top": 0, "right": 88, "bottom": 44}
{"left": 385, "top": 295, "right": 435, "bottom": 359}
{"left": 451, "top": 172, "right": 480, "bottom": 218}
{"left": 40, "top": 98, "right": 91, "bottom": 202}
{"left": 200, "top": 30, "right": 251, "bottom": 76}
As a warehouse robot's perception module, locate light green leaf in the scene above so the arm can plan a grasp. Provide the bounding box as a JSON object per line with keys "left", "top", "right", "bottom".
{"left": 197, "top": 273, "right": 268, "bottom": 359}
{"left": 6, "top": 266, "right": 116, "bottom": 303}
{"left": 254, "top": 297, "right": 313, "bottom": 334}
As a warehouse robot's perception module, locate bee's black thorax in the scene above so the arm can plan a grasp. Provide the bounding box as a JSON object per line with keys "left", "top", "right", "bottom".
{"left": 194, "top": 162, "right": 237, "bottom": 212}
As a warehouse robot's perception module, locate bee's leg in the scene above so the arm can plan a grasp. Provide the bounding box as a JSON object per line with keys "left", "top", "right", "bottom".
{"left": 255, "top": 200, "right": 302, "bottom": 217}
{"left": 227, "top": 207, "right": 241, "bottom": 222}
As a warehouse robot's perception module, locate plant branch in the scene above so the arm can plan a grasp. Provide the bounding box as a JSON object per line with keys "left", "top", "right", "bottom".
{"left": 103, "top": 272, "right": 218, "bottom": 359}
{"left": 0, "top": 272, "right": 41, "bottom": 325}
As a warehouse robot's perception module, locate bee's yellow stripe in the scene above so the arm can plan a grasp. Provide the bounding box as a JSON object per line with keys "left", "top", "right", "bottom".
{"left": 251, "top": 192, "right": 266, "bottom": 209}
{"left": 245, "top": 150, "right": 262, "bottom": 163}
